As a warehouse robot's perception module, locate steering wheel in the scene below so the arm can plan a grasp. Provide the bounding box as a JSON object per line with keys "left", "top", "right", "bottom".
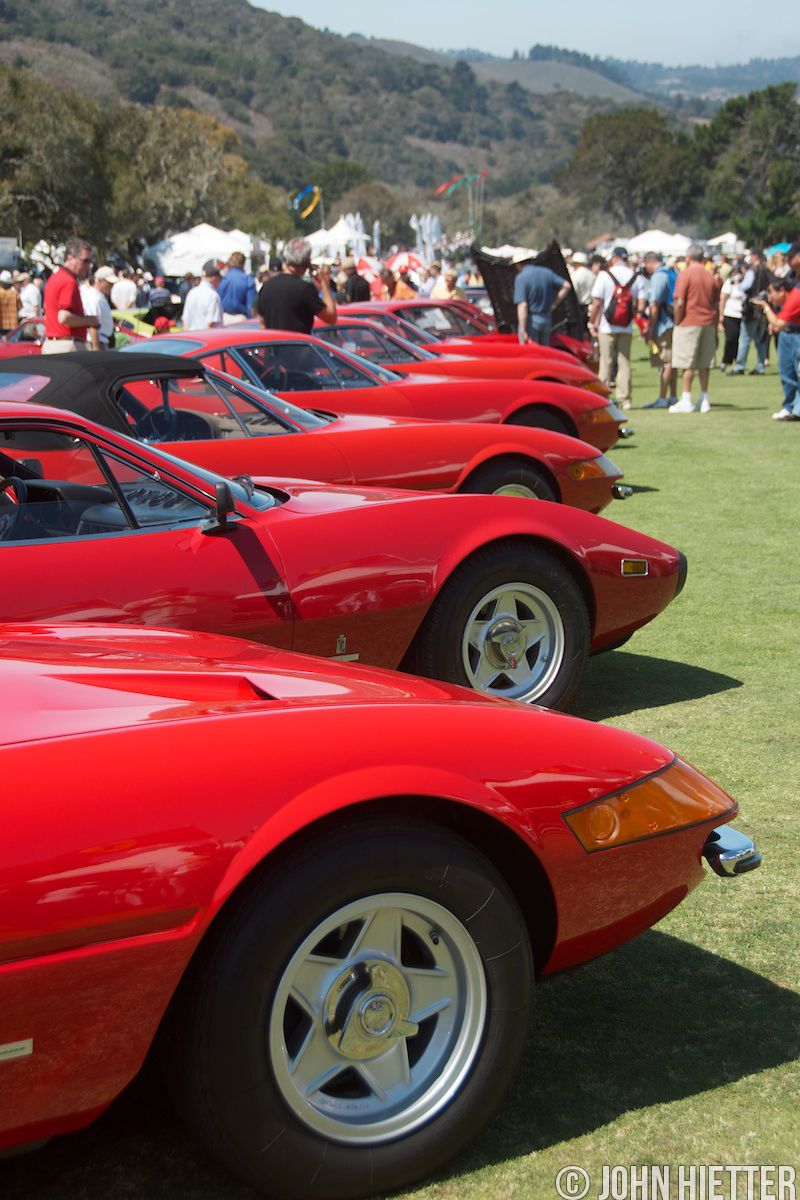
{"left": 0, "top": 476, "right": 29, "bottom": 540}
{"left": 135, "top": 405, "right": 179, "bottom": 442}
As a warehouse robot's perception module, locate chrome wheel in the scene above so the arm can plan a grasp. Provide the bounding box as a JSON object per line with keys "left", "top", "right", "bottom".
{"left": 269, "top": 892, "right": 487, "bottom": 1145}
{"left": 491, "top": 482, "right": 539, "bottom": 499}
{"left": 462, "top": 581, "right": 565, "bottom": 701}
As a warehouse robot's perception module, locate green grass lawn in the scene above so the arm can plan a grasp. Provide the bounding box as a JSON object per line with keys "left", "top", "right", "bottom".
{"left": 2, "top": 346, "right": 798, "bottom": 1199}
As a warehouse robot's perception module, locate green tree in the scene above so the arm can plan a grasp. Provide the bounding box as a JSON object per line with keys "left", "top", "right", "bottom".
{"left": 208, "top": 153, "right": 293, "bottom": 239}
{"left": 0, "top": 64, "right": 108, "bottom": 242}
{"left": 310, "top": 158, "right": 373, "bottom": 204}
{"left": 105, "top": 107, "right": 238, "bottom": 245}
{"left": 562, "top": 108, "right": 682, "bottom": 231}
{"left": 696, "top": 84, "right": 800, "bottom": 243}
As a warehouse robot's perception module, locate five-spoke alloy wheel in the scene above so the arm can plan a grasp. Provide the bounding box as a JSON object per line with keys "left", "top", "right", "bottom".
{"left": 166, "top": 820, "right": 533, "bottom": 1199}
{"left": 413, "top": 542, "right": 590, "bottom": 709}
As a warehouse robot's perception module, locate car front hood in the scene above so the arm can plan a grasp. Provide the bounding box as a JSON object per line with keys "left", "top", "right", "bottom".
{"left": 252, "top": 476, "right": 428, "bottom": 510}
{"left": 0, "top": 623, "right": 499, "bottom": 745}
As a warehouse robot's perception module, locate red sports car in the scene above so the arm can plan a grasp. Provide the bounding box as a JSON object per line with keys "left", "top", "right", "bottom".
{"left": 0, "top": 397, "right": 683, "bottom": 708}
{"left": 126, "top": 330, "right": 627, "bottom": 451}
{"left": 313, "top": 316, "right": 604, "bottom": 392}
{"left": 0, "top": 622, "right": 759, "bottom": 1198}
{"left": 0, "top": 316, "right": 45, "bottom": 358}
{"left": 0, "top": 353, "right": 627, "bottom": 512}
{"left": 337, "top": 301, "right": 604, "bottom": 377}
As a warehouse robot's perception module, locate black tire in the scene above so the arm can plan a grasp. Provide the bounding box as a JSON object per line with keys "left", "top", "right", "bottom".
{"left": 506, "top": 406, "right": 573, "bottom": 437}
{"left": 461, "top": 459, "right": 558, "bottom": 502}
{"left": 163, "top": 819, "right": 533, "bottom": 1200}
{"left": 413, "top": 542, "right": 590, "bottom": 710}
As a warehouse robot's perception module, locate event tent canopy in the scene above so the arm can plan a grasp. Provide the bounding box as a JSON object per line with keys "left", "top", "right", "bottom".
{"left": 306, "top": 214, "right": 368, "bottom": 259}
{"left": 624, "top": 229, "right": 692, "bottom": 257}
{"left": 145, "top": 223, "right": 265, "bottom": 275}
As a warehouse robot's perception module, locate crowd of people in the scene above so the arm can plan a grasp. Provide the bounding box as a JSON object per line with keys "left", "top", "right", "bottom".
{"left": 4, "top": 231, "right": 798, "bottom": 420}
{"left": 560, "top": 242, "right": 800, "bottom": 419}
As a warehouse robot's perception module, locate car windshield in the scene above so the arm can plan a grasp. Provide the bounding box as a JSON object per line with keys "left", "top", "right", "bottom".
{"left": 328, "top": 347, "right": 402, "bottom": 383}
{"left": 354, "top": 311, "right": 436, "bottom": 346}
{"left": 136, "top": 440, "right": 275, "bottom": 510}
{"left": 316, "top": 324, "right": 431, "bottom": 365}
{"left": 115, "top": 368, "right": 331, "bottom": 441}
{"left": 121, "top": 338, "right": 206, "bottom": 355}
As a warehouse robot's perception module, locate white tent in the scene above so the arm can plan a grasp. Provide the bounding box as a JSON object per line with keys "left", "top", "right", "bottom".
{"left": 305, "top": 215, "right": 363, "bottom": 259}
{"left": 145, "top": 223, "right": 260, "bottom": 275}
{"left": 625, "top": 229, "right": 692, "bottom": 257}
{"left": 482, "top": 243, "right": 538, "bottom": 260}
{"left": 707, "top": 231, "right": 742, "bottom": 254}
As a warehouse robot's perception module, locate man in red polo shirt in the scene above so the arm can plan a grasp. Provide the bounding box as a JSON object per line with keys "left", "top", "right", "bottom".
{"left": 753, "top": 239, "right": 800, "bottom": 419}
{"left": 43, "top": 238, "right": 99, "bottom": 354}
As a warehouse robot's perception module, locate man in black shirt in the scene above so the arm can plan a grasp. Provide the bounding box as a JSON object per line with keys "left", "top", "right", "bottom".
{"left": 340, "top": 256, "right": 371, "bottom": 304}
{"left": 256, "top": 237, "right": 336, "bottom": 334}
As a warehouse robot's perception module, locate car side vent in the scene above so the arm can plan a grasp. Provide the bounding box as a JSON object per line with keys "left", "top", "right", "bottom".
{"left": 58, "top": 670, "right": 276, "bottom": 704}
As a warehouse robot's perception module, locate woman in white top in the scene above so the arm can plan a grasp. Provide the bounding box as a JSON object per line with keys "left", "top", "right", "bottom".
{"left": 719, "top": 273, "right": 745, "bottom": 371}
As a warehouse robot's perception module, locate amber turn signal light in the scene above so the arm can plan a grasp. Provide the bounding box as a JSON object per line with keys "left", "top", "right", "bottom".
{"left": 621, "top": 558, "right": 649, "bottom": 576}
{"left": 567, "top": 460, "right": 606, "bottom": 481}
{"left": 564, "top": 759, "right": 737, "bottom": 852}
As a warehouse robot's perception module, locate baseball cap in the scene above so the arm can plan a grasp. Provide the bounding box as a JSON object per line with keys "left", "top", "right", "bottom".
{"left": 94, "top": 265, "right": 119, "bottom": 284}
{"left": 202, "top": 259, "right": 221, "bottom": 277}
{"left": 611, "top": 246, "right": 629, "bottom": 260}
{"left": 0, "top": 270, "right": 12, "bottom": 285}
{"left": 154, "top": 275, "right": 165, "bottom": 286}
{"left": 570, "top": 251, "right": 589, "bottom": 265}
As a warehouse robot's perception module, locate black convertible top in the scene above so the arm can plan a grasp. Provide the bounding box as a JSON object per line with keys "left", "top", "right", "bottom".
{"left": 0, "top": 351, "right": 202, "bottom": 435}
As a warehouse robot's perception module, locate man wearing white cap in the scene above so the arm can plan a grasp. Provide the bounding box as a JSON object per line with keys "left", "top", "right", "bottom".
{"left": 0, "top": 270, "right": 18, "bottom": 336}
{"left": 81, "top": 267, "right": 118, "bottom": 350}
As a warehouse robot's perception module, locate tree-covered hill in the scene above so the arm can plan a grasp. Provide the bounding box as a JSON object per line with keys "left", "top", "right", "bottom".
{"left": 0, "top": 0, "right": 609, "bottom": 198}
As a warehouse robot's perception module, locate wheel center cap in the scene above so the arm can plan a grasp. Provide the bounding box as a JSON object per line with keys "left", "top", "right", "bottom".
{"left": 485, "top": 618, "right": 526, "bottom": 670}
{"left": 324, "top": 958, "right": 418, "bottom": 1061}
{"left": 359, "top": 993, "right": 396, "bottom": 1037}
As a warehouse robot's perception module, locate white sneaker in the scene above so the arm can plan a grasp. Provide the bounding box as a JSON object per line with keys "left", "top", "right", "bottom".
{"left": 698, "top": 397, "right": 711, "bottom": 413}
{"left": 617, "top": 399, "right": 632, "bottom": 410}
{"left": 772, "top": 407, "right": 797, "bottom": 420}
{"left": 669, "top": 397, "right": 696, "bottom": 413}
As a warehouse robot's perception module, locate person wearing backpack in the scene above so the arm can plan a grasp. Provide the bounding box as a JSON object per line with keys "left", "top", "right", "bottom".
{"left": 670, "top": 244, "right": 722, "bottom": 413}
{"left": 589, "top": 246, "right": 636, "bottom": 408}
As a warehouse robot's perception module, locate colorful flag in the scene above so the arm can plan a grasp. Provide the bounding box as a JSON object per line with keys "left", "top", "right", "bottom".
{"left": 434, "top": 173, "right": 465, "bottom": 198}
{"left": 292, "top": 186, "right": 322, "bottom": 219}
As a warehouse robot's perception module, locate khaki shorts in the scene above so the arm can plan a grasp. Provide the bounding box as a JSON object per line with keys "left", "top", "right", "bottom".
{"left": 649, "top": 328, "right": 673, "bottom": 369}
{"left": 672, "top": 324, "right": 717, "bottom": 371}
{"left": 42, "top": 338, "right": 87, "bottom": 354}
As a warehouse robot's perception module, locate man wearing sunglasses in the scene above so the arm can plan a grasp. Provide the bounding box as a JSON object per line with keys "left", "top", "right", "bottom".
{"left": 42, "top": 237, "right": 100, "bottom": 354}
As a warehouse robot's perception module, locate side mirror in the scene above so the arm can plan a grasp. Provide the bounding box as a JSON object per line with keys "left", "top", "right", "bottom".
{"left": 203, "top": 481, "right": 236, "bottom": 534}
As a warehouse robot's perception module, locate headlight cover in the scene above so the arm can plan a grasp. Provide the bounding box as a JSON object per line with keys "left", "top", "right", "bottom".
{"left": 563, "top": 758, "right": 737, "bottom": 853}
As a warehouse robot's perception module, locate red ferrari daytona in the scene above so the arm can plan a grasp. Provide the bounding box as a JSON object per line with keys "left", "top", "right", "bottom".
{"left": 0, "top": 398, "right": 683, "bottom": 709}
{"left": 0, "top": 353, "right": 627, "bottom": 513}
{"left": 0, "top": 623, "right": 760, "bottom": 1198}
{"left": 123, "top": 329, "right": 628, "bottom": 451}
